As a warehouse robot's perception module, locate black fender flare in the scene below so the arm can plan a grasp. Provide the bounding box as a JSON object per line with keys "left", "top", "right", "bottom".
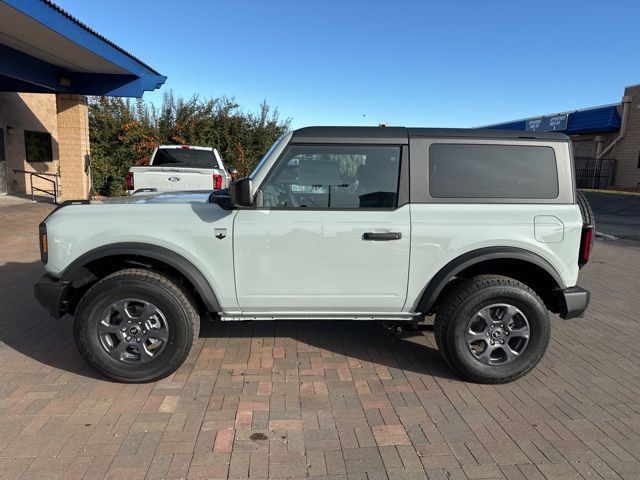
{"left": 61, "top": 243, "right": 221, "bottom": 312}
{"left": 413, "top": 247, "right": 565, "bottom": 314}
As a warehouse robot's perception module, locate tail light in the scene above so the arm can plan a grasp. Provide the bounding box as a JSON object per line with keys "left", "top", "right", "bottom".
{"left": 578, "top": 224, "right": 594, "bottom": 268}
{"left": 213, "top": 173, "right": 223, "bottom": 190}
{"left": 125, "top": 171, "right": 134, "bottom": 190}
{"left": 39, "top": 222, "right": 48, "bottom": 264}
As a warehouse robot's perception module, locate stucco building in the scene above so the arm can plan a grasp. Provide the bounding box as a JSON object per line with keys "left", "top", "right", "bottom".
{"left": 0, "top": 0, "right": 165, "bottom": 201}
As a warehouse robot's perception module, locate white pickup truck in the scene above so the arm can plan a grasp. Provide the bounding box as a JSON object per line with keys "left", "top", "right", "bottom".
{"left": 126, "top": 145, "right": 235, "bottom": 194}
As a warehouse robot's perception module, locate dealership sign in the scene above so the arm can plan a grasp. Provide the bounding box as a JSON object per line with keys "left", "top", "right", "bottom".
{"left": 525, "top": 114, "right": 568, "bottom": 132}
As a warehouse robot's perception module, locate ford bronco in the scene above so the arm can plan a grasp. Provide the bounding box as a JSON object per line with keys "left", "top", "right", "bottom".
{"left": 34, "top": 127, "right": 593, "bottom": 383}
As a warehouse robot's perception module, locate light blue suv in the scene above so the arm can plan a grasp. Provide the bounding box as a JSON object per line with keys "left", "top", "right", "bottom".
{"left": 35, "top": 127, "right": 593, "bottom": 383}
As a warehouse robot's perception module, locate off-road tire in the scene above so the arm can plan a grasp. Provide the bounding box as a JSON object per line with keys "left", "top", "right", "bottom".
{"left": 74, "top": 268, "right": 200, "bottom": 383}
{"left": 434, "top": 275, "right": 550, "bottom": 384}
{"left": 577, "top": 190, "right": 595, "bottom": 226}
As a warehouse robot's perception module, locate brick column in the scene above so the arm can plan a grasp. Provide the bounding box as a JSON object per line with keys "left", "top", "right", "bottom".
{"left": 611, "top": 85, "right": 640, "bottom": 188}
{"left": 56, "top": 94, "right": 91, "bottom": 200}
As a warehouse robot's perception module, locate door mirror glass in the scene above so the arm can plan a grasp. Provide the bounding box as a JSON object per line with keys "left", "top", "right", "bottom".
{"left": 230, "top": 177, "right": 253, "bottom": 207}
{"left": 227, "top": 165, "right": 238, "bottom": 176}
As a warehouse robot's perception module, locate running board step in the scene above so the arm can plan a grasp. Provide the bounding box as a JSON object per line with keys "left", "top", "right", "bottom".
{"left": 219, "top": 313, "right": 421, "bottom": 322}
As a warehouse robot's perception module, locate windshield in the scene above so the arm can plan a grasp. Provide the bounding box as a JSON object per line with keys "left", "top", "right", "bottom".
{"left": 152, "top": 148, "right": 220, "bottom": 169}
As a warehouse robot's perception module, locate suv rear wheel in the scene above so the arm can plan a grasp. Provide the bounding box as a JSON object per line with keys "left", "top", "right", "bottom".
{"left": 434, "top": 275, "right": 550, "bottom": 383}
{"left": 74, "top": 268, "right": 200, "bottom": 382}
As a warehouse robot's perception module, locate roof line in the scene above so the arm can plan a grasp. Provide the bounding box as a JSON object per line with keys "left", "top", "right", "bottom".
{"left": 480, "top": 102, "right": 621, "bottom": 128}
{"left": 40, "top": 0, "right": 161, "bottom": 75}
{"left": 291, "top": 126, "right": 568, "bottom": 141}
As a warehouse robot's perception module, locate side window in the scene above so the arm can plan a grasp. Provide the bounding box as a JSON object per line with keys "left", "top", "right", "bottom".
{"left": 428, "top": 143, "right": 559, "bottom": 199}
{"left": 260, "top": 145, "right": 401, "bottom": 208}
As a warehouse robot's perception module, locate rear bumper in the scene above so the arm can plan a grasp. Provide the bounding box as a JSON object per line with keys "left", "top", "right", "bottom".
{"left": 559, "top": 286, "right": 590, "bottom": 319}
{"left": 34, "top": 274, "right": 71, "bottom": 319}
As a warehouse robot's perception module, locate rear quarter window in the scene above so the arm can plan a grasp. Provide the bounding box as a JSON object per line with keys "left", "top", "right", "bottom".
{"left": 428, "top": 143, "right": 559, "bottom": 199}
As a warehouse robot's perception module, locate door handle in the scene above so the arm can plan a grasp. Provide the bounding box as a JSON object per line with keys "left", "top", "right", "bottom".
{"left": 362, "top": 232, "right": 402, "bottom": 241}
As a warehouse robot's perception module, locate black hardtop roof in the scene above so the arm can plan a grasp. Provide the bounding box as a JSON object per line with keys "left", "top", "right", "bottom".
{"left": 291, "top": 126, "right": 569, "bottom": 144}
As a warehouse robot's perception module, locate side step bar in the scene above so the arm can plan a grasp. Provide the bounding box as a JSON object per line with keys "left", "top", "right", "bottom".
{"left": 219, "top": 312, "right": 422, "bottom": 322}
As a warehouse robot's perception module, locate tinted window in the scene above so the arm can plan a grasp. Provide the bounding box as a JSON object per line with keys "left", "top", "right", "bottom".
{"left": 25, "top": 131, "right": 53, "bottom": 162}
{"left": 261, "top": 145, "right": 401, "bottom": 208}
{"left": 429, "top": 144, "right": 558, "bottom": 199}
{"left": 152, "top": 148, "right": 219, "bottom": 169}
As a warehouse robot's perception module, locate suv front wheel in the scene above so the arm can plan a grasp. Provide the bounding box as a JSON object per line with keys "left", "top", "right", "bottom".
{"left": 434, "top": 275, "right": 550, "bottom": 383}
{"left": 74, "top": 268, "right": 200, "bottom": 382}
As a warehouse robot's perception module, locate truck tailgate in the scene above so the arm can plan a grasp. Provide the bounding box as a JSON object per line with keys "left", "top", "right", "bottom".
{"left": 132, "top": 167, "right": 214, "bottom": 192}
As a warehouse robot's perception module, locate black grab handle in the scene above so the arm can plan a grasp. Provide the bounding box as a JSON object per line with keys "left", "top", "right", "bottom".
{"left": 362, "top": 232, "right": 402, "bottom": 241}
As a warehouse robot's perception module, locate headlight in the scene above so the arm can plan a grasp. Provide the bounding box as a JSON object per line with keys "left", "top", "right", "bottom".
{"left": 39, "top": 222, "right": 48, "bottom": 264}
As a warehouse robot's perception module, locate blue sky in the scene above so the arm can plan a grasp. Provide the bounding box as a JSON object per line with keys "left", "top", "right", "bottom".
{"left": 57, "top": 0, "right": 640, "bottom": 128}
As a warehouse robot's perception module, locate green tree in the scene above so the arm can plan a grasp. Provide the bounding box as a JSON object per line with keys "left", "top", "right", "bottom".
{"left": 88, "top": 91, "right": 290, "bottom": 196}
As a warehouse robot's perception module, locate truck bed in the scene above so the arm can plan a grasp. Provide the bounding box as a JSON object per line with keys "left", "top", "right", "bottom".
{"left": 130, "top": 166, "right": 220, "bottom": 192}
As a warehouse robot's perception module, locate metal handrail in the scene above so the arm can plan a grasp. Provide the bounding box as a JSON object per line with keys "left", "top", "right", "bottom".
{"left": 12, "top": 169, "right": 59, "bottom": 203}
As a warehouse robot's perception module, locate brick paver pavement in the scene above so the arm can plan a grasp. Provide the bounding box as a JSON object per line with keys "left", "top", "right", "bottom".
{"left": 1, "top": 201, "right": 640, "bottom": 479}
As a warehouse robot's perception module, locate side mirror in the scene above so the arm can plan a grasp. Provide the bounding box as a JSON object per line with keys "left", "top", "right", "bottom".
{"left": 230, "top": 177, "right": 253, "bottom": 207}
{"left": 227, "top": 165, "right": 238, "bottom": 175}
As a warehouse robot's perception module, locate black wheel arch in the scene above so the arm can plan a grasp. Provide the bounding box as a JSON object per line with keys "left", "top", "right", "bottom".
{"left": 414, "top": 247, "right": 566, "bottom": 315}
{"left": 60, "top": 243, "right": 221, "bottom": 315}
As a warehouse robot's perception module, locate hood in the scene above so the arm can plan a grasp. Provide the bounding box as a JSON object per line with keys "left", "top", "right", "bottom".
{"left": 96, "top": 191, "right": 212, "bottom": 205}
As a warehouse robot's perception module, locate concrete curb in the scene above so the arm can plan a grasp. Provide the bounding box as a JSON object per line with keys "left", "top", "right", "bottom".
{"left": 595, "top": 231, "right": 618, "bottom": 240}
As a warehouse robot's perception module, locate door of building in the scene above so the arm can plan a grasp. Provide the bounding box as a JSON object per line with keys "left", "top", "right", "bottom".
{"left": 0, "top": 129, "right": 6, "bottom": 195}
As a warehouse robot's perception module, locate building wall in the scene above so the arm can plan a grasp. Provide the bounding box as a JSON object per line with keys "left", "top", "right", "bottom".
{"left": 56, "top": 94, "right": 91, "bottom": 201}
{"left": 568, "top": 85, "right": 640, "bottom": 188}
{"left": 608, "top": 85, "right": 640, "bottom": 188}
{"left": 0, "top": 92, "right": 91, "bottom": 200}
{"left": 571, "top": 135, "right": 598, "bottom": 158}
{"left": 0, "top": 92, "right": 60, "bottom": 196}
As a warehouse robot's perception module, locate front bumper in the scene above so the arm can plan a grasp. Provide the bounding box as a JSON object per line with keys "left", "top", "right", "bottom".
{"left": 559, "top": 286, "right": 590, "bottom": 319}
{"left": 34, "top": 274, "right": 71, "bottom": 319}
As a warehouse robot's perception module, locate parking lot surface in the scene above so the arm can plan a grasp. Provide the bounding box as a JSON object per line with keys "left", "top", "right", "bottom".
{"left": 583, "top": 191, "right": 640, "bottom": 240}
{"left": 1, "top": 200, "right": 640, "bottom": 480}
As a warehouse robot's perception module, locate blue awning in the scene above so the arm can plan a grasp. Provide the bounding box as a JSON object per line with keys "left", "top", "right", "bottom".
{"left": 0, "top": 0, "right": 166, "bottom": 97}
{"left": 483, "top": 105, "right": 621, "bottom": 135}
{"left": 564, "top": 105, "right": 621, "bottom": 134}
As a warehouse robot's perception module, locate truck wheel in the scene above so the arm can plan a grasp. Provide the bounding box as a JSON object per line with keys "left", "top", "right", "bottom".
{"left": 74, "top": 268, "right": 200, "bottom": 383}
{"left": 434, "top": 275, "right": 550, "bottom": 384}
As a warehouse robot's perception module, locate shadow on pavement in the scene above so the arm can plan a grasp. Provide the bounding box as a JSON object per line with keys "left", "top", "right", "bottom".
{"left": 0, "top": 260, "right": 103, "bottom": 381}
{"left": 0, "top": 260, "right": 456, "bottom": 383}
{"left": 199, "top": 319, "right": 454, "bottom": 380}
